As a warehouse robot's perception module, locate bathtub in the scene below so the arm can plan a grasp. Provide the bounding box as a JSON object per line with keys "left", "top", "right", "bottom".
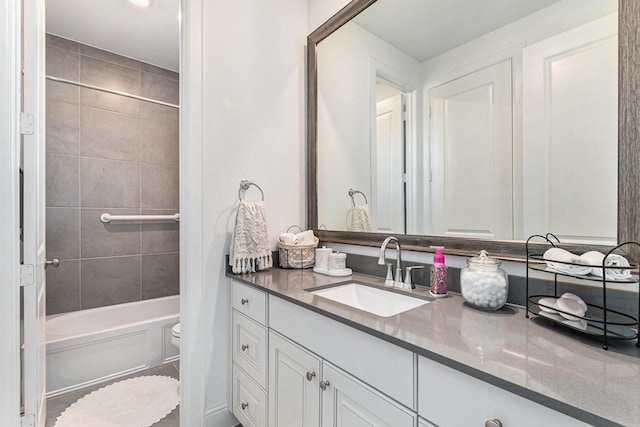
{"left": 46, "top": 295, "right": 180, "bottom": 398}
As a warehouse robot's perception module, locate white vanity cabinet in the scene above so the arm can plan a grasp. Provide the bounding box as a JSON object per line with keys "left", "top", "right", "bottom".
{"left": 230, "top": 281, "right": 269, "bottom": 427}
{"left": 418, "top": 356, "right": 588, "bottom": 427}
{"left": 269, "top": 331, "right": 321, "bottom": 427}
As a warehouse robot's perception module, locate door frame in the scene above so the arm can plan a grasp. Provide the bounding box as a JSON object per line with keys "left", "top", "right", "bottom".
{"left": 0, "top": 0, "right": 23, "bottom": 424}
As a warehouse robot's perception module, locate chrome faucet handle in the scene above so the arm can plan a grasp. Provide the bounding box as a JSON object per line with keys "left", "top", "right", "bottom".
{"left": 384, "top": 263, "right": 394, "bottom": 287}
{"left": 394, "top": 266, "right": 404, "bottom": 289}
{"left": 404, "top": 266, "right": 425, "bottom": 289}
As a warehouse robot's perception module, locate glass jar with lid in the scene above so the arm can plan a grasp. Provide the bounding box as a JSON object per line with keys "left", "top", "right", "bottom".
{"left": 460, "top": 250, "right": 508, "bottom": 310}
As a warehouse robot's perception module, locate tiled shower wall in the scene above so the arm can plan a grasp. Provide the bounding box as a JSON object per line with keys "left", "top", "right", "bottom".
{"left": 45, "top": 34, "right": 179, "bottom": 315}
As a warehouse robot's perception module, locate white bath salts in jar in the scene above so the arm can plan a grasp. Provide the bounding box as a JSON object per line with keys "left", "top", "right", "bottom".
{"left": 460, "top": 250, "right": 509, "bottom": 310}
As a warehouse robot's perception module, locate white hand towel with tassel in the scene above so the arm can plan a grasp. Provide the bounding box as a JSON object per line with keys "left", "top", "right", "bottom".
{"left": 349, "top": 205, "right": 372, "bottom": 232}
{"left": 230, "top": 200, "right": 273, "bottom": 274}
{"left": 580, "top": 251, "right": 632, "bottom": 280}
{"left": 543, "top": 247, "right": 592, "bottom": 276}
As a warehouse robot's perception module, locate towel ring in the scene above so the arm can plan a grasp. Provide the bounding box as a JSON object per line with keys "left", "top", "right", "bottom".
{"left": 348, "top": 188, "right": 368, "bottom": 207}
{"left": 238, "top": 179, "right": 265, "bottom": 201}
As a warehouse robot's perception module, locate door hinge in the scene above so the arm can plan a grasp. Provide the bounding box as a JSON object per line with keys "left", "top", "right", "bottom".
{"left": 20, "top": 264, "right": 34, "bottom": 287}
{"left": 21, "top": 414, "right": 35, "bottom": 427}
{"left": 20, "top": 112, "right": 34, "bottom": 135}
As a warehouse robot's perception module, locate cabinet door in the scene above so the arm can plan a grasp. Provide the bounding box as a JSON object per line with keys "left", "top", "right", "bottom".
{"left": 321, "top": 362, "right": 416, "bottom": 427}
{"left": 269, "top": 331, "right": 321, "bottom": 427}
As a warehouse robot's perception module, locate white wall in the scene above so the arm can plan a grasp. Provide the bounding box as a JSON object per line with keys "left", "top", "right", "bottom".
{"left": 188, "top": 0, "right": 309, "bottom": 424}
{"left": 317, "top": 22, "right": 420, "bottom": 231}
{"left": 308, "top": 0, "right": 350, "bottom": 33}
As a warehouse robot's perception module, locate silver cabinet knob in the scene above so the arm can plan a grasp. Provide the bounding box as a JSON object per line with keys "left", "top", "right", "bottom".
{"left": 485, "top": 420, "right": 503, "bottom": 427}
{"left": 45, "top": 259, "right": 60, "bottom": 269}
{"left": 241, "top": 402, "right": 249, "bottom": 410}
{"left": 241, "top": 298, "right": 249, "bottom": 305}
{"left": 241, "top": 344, "right": 249, "bottom": 351}
{"left": 306, "top": 371, "right": 316, "bottom": 381}
{"left": 320, "top": 380, "right": 330, "bottom": 391}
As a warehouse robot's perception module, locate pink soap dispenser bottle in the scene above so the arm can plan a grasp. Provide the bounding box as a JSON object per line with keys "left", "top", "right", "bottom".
{"left": 429, "top": 246, "right": 448, "bottom": 298}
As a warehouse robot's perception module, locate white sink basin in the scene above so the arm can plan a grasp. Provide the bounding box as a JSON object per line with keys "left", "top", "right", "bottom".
{"left": 310, "top": 282, "right": 430, "bottom": 317}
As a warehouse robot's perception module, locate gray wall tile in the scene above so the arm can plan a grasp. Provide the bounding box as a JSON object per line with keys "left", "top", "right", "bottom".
{"left": 46, "top": 207, "right": 80, "bottom": 260}
{"left": 141, "top": 164, "right": 179, "bottom": 209}
{"left": 46, "top": 46, "right": 80, "bottom": 80}
{"left": 142, "top": 253, "right": 179, "bottom": 299}
{"left": 141, "top": 118, "right": 178, "bottom": 166}
{"left": 46, "top": 259, "right": 81, "bottom": 315}
{"left": 46, "top": 34, "right": 80, "bottom": 53}
{"left": 81, "top": 87, "right": 140, "bottom": 116}
{"left": 47, "top": 100, "right": 80, "bottom": 156}
{"left": 141, "top": 62, "right": 179, "bottom": 81}
{"left": 141, "top": 73, "right": 179, "bottom": 105}
{"left": 141, "top": 210, "right": 180, "bottom": 254}
{"left": 81, "top": 256, "right": 141, "bottom": 309}
{"left": 46, "top": 154, "right": 79, "bottom": 207}
{"left": 47, "top": 80, "right": 80, "bottom": 104}
{"left": 80, "top": 158, "right": 140, "bottom": 208}
{"left": 80, "top": 106, "right": 140, "bottom": 161}
{"left": 81, "top": 56, "right": 141, "bottom": 96}
{"left": 80, "top": 44, "right": 141, "bottom": 70}
{"left": 81, "top": 208, "right": 141, "bottom": 258}
{"left": 141, "top": 101, "right": 179, "bottom": 124}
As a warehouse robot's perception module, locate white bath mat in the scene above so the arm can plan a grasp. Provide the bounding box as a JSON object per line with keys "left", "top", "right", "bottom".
{"left": 54, "top": 375, "right": 179, "bottom": 427}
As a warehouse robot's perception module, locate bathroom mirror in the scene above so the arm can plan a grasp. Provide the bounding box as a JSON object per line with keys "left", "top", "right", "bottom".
{"left": 308, "top": 0, "right": 640, "bottom": 259}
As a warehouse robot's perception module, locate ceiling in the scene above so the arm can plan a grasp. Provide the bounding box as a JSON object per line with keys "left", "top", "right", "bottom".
{"left": 353, "top": 0, "right": 563, "bottom": 63}
{"left": 46, "top": 0, "right": 179, "bottom": 72}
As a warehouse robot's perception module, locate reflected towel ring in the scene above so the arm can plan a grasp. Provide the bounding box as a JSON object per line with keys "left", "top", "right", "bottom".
{"left": 348, "top": 188, "right": 368, "bottom": 207}
{"left": 238, "top": 179, "right": 265, "bottom": 201}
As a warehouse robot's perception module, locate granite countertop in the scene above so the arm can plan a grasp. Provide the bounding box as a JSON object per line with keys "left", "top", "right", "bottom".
{"left": 227, "top": 268, "right": 640, "bottom": 427}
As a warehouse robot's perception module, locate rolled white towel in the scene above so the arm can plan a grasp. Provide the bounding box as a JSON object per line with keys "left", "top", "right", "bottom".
{"left": 278, "top": 233, "right": 298, "bottom": 245}
{"left": 295, "top": 230, "right": 316, "bottom": 246}
{"left": 543, "top": 247, "right": 592, "bottom": 276}
{"left": 580, "top": 251, "right": 632, "bottom": 280}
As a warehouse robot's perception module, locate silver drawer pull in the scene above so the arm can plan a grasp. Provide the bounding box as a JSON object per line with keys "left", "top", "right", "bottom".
{"left": 306, "top": 371, "right": 316, "bottom": 381}
{"left": 241, "top": 298, "right": 249, "bottom": 305}
{"left": 485, "top": 420, "right": 503, "bottom": 427}
{"left": 320, "top": 380, "right": 330, "bottom": 391}
{"left": 241, "top": 402, "right": 249, "bottom": 410}
{"left": 241, "top": 344, "right": 249, "bottom": 351}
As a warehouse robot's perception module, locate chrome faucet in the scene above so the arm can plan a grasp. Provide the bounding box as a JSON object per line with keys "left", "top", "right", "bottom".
{"left": 378, "top": 236, "right": 403, "bottom": 287}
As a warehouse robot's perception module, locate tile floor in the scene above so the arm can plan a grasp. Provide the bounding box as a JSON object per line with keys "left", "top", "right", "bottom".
{"left": 45, "top": 362, "right": 180, "bottom": 427}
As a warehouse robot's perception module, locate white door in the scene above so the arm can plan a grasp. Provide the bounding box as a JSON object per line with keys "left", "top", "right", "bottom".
{"left": 430, "top": 59, "right": 513, "bottom": 240}
{"left": 373, "top": 93, "right": 405, "bottom": 233}
{"left": 321, "top": 362, "right": 415, "bottom": 427}
{"left": 22, "top": 0, "right": 47, "bottom": 425}
{"left": 522, "top": 14, "right": 618, "bottom": 245}
{"left": 269, "top": 332, "right": 321, "bottom": 427}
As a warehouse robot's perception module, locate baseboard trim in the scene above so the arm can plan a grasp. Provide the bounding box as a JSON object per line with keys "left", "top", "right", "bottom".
{"left": 204, "top": 402, "right": 238, "bottom": 427}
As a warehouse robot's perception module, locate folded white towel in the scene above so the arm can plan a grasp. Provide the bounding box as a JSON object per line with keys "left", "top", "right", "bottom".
{"left": 278, "top": 233, "right": 298, "bottom": 246}
{"left": 295, "top": 230, "right": 316, "bottom": 246}
{"left": 543, "top": 247, "right": 592, "bottom": 276}
{"left": 580, "top": 251, "right": 632, "bottom": 280}
{"left": 349, "top": 205, "right": 372, "bottom": 232}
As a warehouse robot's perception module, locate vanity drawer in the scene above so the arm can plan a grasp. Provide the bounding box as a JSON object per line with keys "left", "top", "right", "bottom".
{"left": 232, "top": 363, "right": 267, "bottom": 427}
{"left": 232, "top": 310, "right": 268, "bottom": 388}
{"left": 232, "top": 280, "right": 267, "bottom": 325}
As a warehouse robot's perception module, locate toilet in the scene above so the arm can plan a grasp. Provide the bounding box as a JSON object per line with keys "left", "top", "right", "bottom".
{"left": 171, "top": 323, "right": 181, "bottom": 349}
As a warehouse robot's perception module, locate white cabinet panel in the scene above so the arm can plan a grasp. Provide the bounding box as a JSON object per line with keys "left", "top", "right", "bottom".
{"left": 418, "top": 417, "right": 437, "bottom": 427}
{"left": 430, "top": 59, "right": 513, "bottom": 240}
{"left": 232, "top": 311, "right": 268, "bottom": 388}
{"left": 232, "top": 363, "right": 267, "bottom": 427}
{"left": 322, "top": 362, "right": 416, "bottom": 427}
{"left": 269, "top": 331, "right": 321, "bottom": 427}
{"left": 232, "top": 280, "right": 267, "bottom": 324}
{"left": 269, "top": 296, "right": 415, "bottom": 409}
{"left": 418, "top": 356, "right": 587, "bottom": 427}
{"left": 522, "top": 14, "right": 618, "bottom": 244}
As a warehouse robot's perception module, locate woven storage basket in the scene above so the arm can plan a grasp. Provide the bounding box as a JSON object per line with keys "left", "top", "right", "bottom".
{"left": 278, "top": 226, "right": 319, "bottom": 269}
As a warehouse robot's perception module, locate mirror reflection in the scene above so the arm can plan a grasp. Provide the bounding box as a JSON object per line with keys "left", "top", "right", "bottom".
{"left": 316, "top": 0, "right": 618, "bottom": 245}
